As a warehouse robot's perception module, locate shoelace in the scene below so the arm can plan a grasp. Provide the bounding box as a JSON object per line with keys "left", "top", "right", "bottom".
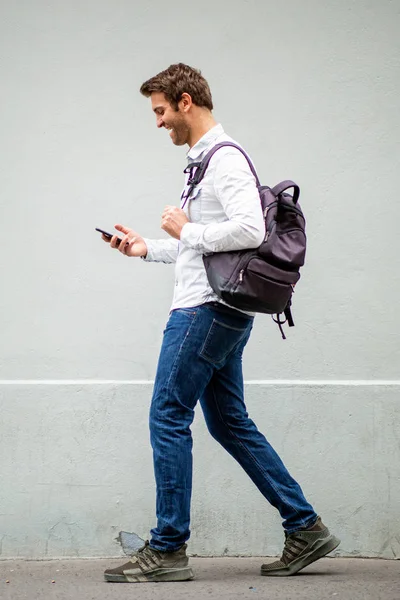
{"left": 134, "top": 541, "right": 162, "bottom": 571}
{"left": 281, "top": 533, "right": 307, "bottom": 564}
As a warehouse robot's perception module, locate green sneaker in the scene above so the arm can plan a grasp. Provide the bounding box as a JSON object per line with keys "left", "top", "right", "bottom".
{"left": 104, "top": 541, "right": 194, "bottom": 583}
{"left": 261, "top": 516, "right": 340, "bottom": 577}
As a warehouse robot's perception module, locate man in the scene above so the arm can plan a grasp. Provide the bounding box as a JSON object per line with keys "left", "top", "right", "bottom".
{"left": 103, "top": 63, "right": 340, "bottom": 583}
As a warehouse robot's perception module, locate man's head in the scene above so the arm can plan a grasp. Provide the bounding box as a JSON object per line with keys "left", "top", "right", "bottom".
{"left": 140, "top": 63, "right": 215, "bottom": 147}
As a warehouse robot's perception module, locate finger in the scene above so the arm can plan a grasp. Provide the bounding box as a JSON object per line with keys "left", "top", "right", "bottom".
{"left": 115, "top": 223, "right": 131, "bottom": 235}
{"left": 125, "top": 237, "right": 137, "bottom": 255}
{"left": 110, "top": 235, "right": 122, "bottom": 249}
{"left": 117, "top": 235, "right": 128, "bottom": 253}
{"left": 119, "top": 235, "right": 132, "bottom": 255}
{"left": 101, "top": 234, "right": 111, "bottom": 243}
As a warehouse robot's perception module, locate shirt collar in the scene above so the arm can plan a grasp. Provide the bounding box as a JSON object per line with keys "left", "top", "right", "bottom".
{"left": 187, "top": 124, "right": 224, "bottom": 161}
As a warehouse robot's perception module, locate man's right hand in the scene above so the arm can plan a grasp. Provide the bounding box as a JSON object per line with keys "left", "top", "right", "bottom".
{"left": 103, "top": 224, "right": 147, "bottom": 258}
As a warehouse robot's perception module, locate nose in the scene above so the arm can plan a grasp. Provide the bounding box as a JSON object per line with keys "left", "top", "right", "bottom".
{"left": 156, "top": 116, "right": 164, "bottom": 129}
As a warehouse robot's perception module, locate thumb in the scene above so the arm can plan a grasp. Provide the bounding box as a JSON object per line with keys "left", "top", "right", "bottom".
{"left": 115, "top": 223, "right": 130, "bottom": 234}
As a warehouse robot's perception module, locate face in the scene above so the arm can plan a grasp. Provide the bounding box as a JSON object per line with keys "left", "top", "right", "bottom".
{"left": 151, "top": 92, "right": 190, "bottom": 146}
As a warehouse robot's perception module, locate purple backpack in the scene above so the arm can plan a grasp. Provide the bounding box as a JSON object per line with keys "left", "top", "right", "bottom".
{"left": 184, "top": 142, "right": 306, "bottom": 339}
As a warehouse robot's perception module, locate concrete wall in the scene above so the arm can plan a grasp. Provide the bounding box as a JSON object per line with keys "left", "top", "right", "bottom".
{"left": 0, "top": 0, "right": 399, "bottom": 558}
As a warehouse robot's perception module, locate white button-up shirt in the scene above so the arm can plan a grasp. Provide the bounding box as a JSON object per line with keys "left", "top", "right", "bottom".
{"left": 143, "top": 124, "right": 265, "bottom": 312}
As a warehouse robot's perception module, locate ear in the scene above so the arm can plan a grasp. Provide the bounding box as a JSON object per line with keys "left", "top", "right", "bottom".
{"left": 179, "top": 92, "right": 192, "bottom": 113}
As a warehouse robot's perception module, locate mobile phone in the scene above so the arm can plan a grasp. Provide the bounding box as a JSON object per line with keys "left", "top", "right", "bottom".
{"left": 95, "top": 227, "right": 122, "bottom": 247}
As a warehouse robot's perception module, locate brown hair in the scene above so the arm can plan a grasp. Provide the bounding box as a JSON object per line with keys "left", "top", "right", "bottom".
{"left": 140, "top": 63, "right": 213, "bottom": 111}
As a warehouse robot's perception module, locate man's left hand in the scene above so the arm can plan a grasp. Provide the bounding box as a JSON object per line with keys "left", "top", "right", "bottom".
{"left": 161, "top": 206, "right": 189, "bottom": 239}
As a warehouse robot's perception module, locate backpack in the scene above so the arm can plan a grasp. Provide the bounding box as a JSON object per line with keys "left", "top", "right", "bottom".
{"left": 183, "top": 142, "right": 306, "bottom": 339}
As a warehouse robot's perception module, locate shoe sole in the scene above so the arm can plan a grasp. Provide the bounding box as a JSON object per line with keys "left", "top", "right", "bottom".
{"left": 104, "top": 566, "right": 194, "bottom": 583}
{"left": 260, "top": 534, "right": 341, "bottom": 577}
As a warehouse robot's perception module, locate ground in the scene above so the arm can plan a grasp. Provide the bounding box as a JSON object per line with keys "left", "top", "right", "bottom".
{"left": 1, "top": 557, "right": 399, "bottom": 600}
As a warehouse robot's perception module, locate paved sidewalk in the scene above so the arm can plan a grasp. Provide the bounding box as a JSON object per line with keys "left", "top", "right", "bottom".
{"left": 1, "top": 557, "right": 399, "bottom": 600}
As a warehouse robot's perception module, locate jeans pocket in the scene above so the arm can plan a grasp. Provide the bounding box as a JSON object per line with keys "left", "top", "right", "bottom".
{"left": 174, "top": 308, "right": 198, "bottom": 319}
{"left": 200, "top": 318, "right": 248, "bottom": 367}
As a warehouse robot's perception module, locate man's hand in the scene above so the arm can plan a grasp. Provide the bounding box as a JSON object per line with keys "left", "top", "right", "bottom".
{"left": 102, "top": 224, "right": 148, "bottom": 257}
{"left": 161, "top": 206, "right": 189, "bottom": 240}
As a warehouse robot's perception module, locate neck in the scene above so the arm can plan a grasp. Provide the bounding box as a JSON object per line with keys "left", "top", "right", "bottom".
{"left": 187, "top": 110, "right": 218, "bottom": 148}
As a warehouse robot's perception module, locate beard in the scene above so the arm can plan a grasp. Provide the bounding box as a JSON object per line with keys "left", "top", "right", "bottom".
{"left": 167, "top": 116, "right": 190, "bottom": 146}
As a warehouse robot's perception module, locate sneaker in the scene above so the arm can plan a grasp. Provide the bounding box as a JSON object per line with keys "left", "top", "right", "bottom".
{"left": 104, "top": 540, "right": 194, "bottom": 583}
{"left": 261, "top": 516, "right": 340, "bottom": 577}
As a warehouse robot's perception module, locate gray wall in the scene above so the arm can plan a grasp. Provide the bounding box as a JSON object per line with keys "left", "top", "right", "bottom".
{"left": 1, "top": 0, "right": 399, "bottom": 558}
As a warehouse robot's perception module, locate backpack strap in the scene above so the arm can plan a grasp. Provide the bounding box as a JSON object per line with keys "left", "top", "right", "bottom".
{"left": 272, "top": 307, "right": 295, "bottom": 340}
{"left": 284, "top": 305, "right": 295, "bottom": 327}
{"left": 184, "top": 145, "right": 300, "bottom": 207}
{"left": 271, "top": 180, "right": 300, "bottom": 204}
{"left": 182, "top": 142, "right": 261, "bottom": 207}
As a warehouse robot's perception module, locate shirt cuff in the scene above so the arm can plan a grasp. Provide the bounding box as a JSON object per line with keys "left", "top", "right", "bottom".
{"left": 141, "top": 238, "right": 153, "bottom": 261}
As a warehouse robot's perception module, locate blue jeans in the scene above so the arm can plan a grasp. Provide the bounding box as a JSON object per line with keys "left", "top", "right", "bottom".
{"left": 149, "top": 304, "right": 317, "bottom": 551}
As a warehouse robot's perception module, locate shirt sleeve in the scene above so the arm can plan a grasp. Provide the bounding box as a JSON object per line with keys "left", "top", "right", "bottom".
{"left": 179, "top": 151, "right": 265, "bottom": 254}
{"left": 141, "top": 238, "right": 179, "bottom": 264}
